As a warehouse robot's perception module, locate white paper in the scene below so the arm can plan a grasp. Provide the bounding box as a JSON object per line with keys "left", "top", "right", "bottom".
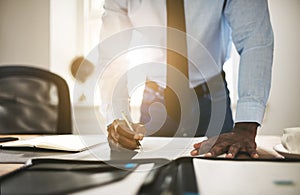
{"left": 134, "top": 137, "right": 207, "bottom": 160}
{"left": 193, "top": 158, "right": 300, "bottom": 195}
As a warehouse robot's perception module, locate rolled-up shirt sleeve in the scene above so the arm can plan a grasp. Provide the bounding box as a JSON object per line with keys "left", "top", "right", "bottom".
{"left": 224, "top": 0, "right": 274, "bottom": 125}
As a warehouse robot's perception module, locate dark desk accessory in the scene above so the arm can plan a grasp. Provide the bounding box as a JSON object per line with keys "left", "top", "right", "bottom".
{"left": 138, "top": 157, "right": 198, "bottom": 195}
{"left": 0, "top": 137, "right": 19, "bottom": 143}
{"left": 0, "top": 158, "right": 136, "bottom": 194}
{"left": 0, "top": 158, "right": 170, "bottom": 195}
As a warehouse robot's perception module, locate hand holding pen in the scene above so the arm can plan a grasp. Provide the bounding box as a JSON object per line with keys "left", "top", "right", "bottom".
{"left": 121, "top": 112, "right": 143, "bottom": 148}
{"left": 107, "top": 113, "right": 146, "bottom": 151}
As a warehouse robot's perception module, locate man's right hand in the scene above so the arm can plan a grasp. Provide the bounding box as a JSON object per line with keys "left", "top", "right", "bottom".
{"left": 107, "top": 119, "right": 146, "bottom": 150}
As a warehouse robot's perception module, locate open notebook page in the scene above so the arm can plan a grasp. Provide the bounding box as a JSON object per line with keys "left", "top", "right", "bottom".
{"left": 1, "top": 135, "right": 107, "bottom": 152}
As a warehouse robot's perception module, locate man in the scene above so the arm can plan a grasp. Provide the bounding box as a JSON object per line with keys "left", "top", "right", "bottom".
{"left": 99, "top": 0, "right": 274, "bottom": 158}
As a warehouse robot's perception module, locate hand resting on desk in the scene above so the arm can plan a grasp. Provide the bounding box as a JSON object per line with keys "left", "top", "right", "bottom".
{"left": 191, "top": 122, "right": 260, "bottom": 159}
{"left": 107, "top": 119, "right": 146, "bottom": 150}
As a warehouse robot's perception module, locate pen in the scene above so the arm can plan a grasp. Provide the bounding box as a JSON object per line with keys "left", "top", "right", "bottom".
{"left": 121, "top": 111, "right": 142, "bottom": 148}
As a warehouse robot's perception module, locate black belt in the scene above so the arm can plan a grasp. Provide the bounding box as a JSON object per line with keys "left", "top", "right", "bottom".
{"left": 144, "top": 71, "right": 225, "bottom": 99}
{"left": 194, "top": 81, "right": 210, "bottom": 98}
{"left": 194, "top": 71, "right": 226, "bottom": 98}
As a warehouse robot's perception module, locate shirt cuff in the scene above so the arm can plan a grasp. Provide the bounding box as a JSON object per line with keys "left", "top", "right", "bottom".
{"left": 102, "top": 99, "right": 131, "bottom": 126}
{"left": 235, "top": 101, "right": 266, "bottom": 125}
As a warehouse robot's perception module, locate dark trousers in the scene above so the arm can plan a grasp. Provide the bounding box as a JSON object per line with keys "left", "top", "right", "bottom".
{"left": 140, "top": 72, "right": 234, "bottom": 137}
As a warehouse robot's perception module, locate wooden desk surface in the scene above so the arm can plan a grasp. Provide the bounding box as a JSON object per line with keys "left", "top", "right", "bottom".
{"left": 0, "top": 134, "right": 40, "bottom": 177}
{"left": 0, "top": 135, "right": 283, "bottom": 177}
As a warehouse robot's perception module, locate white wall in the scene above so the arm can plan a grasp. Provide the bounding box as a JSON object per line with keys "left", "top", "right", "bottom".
{"left": 259, "top": 0, "right": 300, "bottom": 135}
{"left": 50, "top": 0, "right": 80, "bottom": 86}
{"left": 0, "top": 0, "right": 50, "bottom": 68}
{"left": 0, "top": 0, "right": 81, "bottom": 74}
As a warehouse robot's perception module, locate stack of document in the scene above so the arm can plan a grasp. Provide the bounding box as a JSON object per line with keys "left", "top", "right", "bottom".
{"left": 193, "top": 158, "right": 300, "bottom": 195}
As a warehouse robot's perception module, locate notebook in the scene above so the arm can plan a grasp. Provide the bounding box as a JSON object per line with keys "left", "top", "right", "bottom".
{"left": 0, "top": 135, "right": 106, "bottom": 152}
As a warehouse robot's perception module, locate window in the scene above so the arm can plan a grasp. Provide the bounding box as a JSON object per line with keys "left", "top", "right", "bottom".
{"left": 82, "top": 0, "right": 104, "bottom": 55}
{"left": 223, "top": 46, "right": 240, "bottom": 119}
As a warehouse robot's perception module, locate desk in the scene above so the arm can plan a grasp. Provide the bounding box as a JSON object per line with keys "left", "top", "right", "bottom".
{"left": 1, "top": 135, "right": 296, "bottom": 195}
{"left": 0, "top": 135, "right": 283, "bottom": 177}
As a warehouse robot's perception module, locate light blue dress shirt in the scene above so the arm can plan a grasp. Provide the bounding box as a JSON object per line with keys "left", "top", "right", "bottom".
{"left": 98, "top": 0, "right": 274, "bottom": 126}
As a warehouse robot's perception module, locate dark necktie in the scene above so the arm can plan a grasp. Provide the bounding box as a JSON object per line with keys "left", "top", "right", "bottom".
{"left": 165, "top": 0, "right": 188, "bottom": 123}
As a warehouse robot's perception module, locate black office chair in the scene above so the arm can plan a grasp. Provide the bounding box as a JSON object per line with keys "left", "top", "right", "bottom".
{"left": 0, "top": 65, "right": 72, "bottom": 134}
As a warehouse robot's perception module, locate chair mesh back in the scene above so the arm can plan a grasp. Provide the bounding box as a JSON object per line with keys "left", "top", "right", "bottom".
{"left": 0, "top": 76, "right": 60, "bottom": 133}
{"left": 0, "top": 66, "right": 72, "bottom": 134}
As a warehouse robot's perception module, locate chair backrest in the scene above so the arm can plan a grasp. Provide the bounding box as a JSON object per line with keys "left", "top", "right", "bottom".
{"left": 0, "top": 65, "right": 72, "bottom": 134}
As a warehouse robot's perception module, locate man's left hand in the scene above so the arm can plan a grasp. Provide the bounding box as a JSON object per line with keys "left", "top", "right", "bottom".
{"left": 190, "top": 122, "right": 259, "bottom": 158}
